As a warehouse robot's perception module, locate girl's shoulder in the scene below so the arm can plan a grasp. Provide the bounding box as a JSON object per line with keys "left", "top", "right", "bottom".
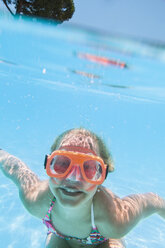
{"left": 94, "top": 186, "right": 121, "bottom": 237}
{"left": 94, "top": 186, "right": 119, "bottom": 217}
{"left": 95, "top": 185, "right": 118, "bottom": 201}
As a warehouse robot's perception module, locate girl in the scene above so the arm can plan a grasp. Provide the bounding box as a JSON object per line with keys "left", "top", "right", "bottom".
{"left": 0, "top": 128, "right": 165, "bottom": 248}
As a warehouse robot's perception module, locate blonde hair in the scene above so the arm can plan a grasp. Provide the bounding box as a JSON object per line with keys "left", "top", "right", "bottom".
{"left": 51, "top": 128, "right": 114, "bottom": 172}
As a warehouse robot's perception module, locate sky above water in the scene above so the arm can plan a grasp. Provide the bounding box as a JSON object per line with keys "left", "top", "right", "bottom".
{"left": 0, "top": 0, "right": 165, "bottom": 42}
{"left": 69, "top": 0, "right": 165, "bottom": 43}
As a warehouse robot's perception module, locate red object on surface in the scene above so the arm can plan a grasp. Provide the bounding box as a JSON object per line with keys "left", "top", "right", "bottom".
{"left": 78, "top": 53, "right": 127, "bottom": 68}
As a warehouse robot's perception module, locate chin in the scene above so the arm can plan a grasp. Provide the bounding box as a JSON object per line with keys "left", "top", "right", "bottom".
{"left": 49, "top": 178, "right": 97, "bottom": 207}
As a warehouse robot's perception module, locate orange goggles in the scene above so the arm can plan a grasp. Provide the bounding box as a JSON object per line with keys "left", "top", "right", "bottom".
{"left": 44, "top": 150, "right": 107, "bottom": 185}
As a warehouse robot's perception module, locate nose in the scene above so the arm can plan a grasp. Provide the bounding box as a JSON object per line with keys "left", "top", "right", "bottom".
{"left": 66, "top": 165, "right": 83, "bottom": 182}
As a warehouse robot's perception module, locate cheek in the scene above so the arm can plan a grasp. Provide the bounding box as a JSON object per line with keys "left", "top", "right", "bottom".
{"left": 49, "top": 178, "right": 63, "bottom": 195}
{"left": 50, "top": 177, "right": 61, "bottom": 185}
{"left": 85, "top": 184, "right": 97, "bottom": 192}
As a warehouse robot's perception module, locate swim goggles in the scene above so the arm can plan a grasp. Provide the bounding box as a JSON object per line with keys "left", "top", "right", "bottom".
{"left": 44, "top": 150, "right": 108, "bottom": 185}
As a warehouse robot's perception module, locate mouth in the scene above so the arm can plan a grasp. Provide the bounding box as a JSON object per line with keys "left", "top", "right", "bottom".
{"left": 59, "top": 187, "right": 83, "bottom": 197}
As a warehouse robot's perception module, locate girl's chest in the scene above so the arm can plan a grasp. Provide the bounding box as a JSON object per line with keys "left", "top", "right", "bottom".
{"left": 50, "top": 211, "right": 93, "bottom": 239}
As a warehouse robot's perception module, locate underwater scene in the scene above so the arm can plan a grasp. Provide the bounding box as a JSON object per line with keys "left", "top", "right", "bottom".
{"left": 0, "top": 7, "right": 165, "bottom": 248}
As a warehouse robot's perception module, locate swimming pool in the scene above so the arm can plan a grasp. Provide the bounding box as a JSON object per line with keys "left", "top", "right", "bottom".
{"left": 0, "top": 15, "right": 165, "bottom": 248}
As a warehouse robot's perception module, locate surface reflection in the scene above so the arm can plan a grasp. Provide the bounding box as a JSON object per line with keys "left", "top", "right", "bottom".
{"left": 2, "top": 0, "right": 75, "bottom": 22}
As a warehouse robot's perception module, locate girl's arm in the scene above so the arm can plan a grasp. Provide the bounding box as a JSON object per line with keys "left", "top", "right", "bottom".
{"left": 0, "top": 149, "right": 53, "bottom": 218}
{"left": 98, "top": 187, "right": 165, "bottom": 238}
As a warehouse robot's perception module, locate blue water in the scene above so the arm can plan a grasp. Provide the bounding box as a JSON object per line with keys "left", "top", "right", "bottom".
{"left": 0, "top": 15, "right": 165, "bottom": 248}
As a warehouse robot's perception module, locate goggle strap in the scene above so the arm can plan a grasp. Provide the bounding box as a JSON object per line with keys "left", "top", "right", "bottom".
{"left": 105, "top": 165, "right": 109, "bottom": 179}
{"left": 44, "top": 155, "right": 48, "bottom": 169}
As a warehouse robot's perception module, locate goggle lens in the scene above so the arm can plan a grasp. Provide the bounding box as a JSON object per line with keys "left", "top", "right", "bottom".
{"left": 50, "top": 155, "right": 71, "bottom": 175}
{"left": 83, "top": 160, "right": 103, "bottom": 180}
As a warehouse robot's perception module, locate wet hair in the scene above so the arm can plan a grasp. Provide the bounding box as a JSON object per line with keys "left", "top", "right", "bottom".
{"left": 51, "top": 128, "right": 114, "bottom": 172}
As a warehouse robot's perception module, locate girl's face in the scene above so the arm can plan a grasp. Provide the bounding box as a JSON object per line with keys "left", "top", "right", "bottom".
{"left": 49, "top": 146, "right": 99, "bottom": 207}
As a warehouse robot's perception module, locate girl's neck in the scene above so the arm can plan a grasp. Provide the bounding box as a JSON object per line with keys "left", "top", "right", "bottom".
{"left": 54, "top": 197, "right": 94, "bottom": 221}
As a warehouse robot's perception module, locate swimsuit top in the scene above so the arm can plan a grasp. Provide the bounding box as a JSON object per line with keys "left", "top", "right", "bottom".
{"left": 43, "top": 197, "right": 108, "bottom": 245}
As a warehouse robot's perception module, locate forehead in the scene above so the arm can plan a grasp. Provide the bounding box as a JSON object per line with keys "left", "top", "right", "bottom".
{"left": 59, "top": 145, "right": 97, "bottom": 156}
{"left": 59, "top": 132, "right": 99, "bottom": 155}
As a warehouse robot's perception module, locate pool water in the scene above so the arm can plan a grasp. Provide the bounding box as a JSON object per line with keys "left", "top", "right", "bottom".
{"left": 0, "top": 15, "right": 165, "bottom": 248}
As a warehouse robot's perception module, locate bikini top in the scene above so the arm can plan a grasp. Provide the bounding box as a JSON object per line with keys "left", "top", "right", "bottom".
{"left": 43, "top": 197, "right": 108, "bottom": 245}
